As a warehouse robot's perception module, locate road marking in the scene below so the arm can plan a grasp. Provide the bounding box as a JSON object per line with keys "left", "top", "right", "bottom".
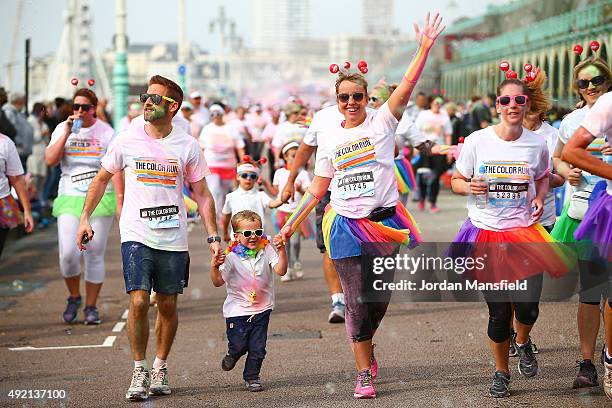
{"left": 121, "top": 309, "right": 129, "bottom": 320}
{"left": 9, "top": 336, "right": 116, "bottom": 351}
{"left": 112, "top": 322, "right": 126, "bottom": 333}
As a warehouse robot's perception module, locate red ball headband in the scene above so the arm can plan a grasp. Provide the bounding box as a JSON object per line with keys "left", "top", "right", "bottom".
{"left": 70, "top": 78, "right": 96, "bottom": 87}
{"left": 498, "top": 60, "right": 540, "bottom": 83}
{"left": 241, "top": 155, "right": 267, "bottom": 167}
{"left": 329, "top": 60, "right": 368, "bottom": 75}
{"left": 573, "top": 40, "right": 600, "bottom": 57}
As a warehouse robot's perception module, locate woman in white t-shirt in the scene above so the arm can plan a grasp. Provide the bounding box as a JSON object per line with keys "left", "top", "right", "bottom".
{"left": 276, "top": 13, "right": 444, "bottom": 399}
{"left": 550, "top": 57, "right": 611, "bottom": 388}
{"left": 45, "top": 88, "right": 119, "bottom": 325}
{"left": 450, "top": 78, "right": 575, "bottom": 398}
{"left": 414, "top": 96, "right": 452, "bottom": 213}
{"left": 271, "top": 102, "right": 308, "bottom": 167}
{"left": 199, "top": 104, "right": 246, "bottom": 221}
{"left": 0, "top": 133, "right": 33, "bottom": 255}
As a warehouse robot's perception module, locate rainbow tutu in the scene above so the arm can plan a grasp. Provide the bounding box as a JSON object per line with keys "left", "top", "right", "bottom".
{"left": 394, "top": 157, "right": 416, "bottom": 194}
{"left": 271, "top": 208, "right": 315, "bottom": 239}
{"left": 449, "top": 219, "right": 576, "bottom": 283}
{"left": 0, "top": 195, "right": 21, "bottom": 229}
{"left": 322, "top": 202, "right": 421, "bottom": 260}
{"left": 574, "top": 190, "right": 612, "bottom": 262}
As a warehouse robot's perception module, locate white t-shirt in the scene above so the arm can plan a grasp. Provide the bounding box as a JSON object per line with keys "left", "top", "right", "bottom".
{"left": 303, "top": 106, "right": 344, "bottom": 147}
{"left": 219, "top": 244, "right": 279, "bottom": 318}
{"left": 581, "top": 91, "right": 612, "bottom": 193}
{"left": 314, "top": 102, "right": 399, "bottom": 219}
{"left": 273, "top": 167, "right": 311, "bottom": 213}
{"left": 101, "top": 121, "right": 210, "bottom": 251}
{"left": 222, "top": 187, "right": 272, "bottom": 229}
{"left": 199, "top": 123, "right": 245, "bottom": 169}
{"left": 0, "top": 134, "right": 24, "bottom": 199}
{"left": 456, "top": 127, "right": 550, "bottom": 231}
{"left": 558, "top": 106, "right": 607, "bottom": 193}
{"left": 415, "top": 110, "right": 452, "bottom": 145}
{"left": 533, "top": 121, "right": 559, "bottom": 227}
{"left": 272, "top": 121, "right": 307, "bottom": 151}
{"left": 48, "top": 120, "right": 115, "bottom": 196}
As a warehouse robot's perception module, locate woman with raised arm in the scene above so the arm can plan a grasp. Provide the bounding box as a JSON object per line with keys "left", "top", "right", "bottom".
{"left": 277, "top": 12, "right": 445, "bottom": 399}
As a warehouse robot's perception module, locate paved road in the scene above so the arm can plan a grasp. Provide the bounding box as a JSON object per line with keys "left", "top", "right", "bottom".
{"left": 0, "top": 191, "right": 609, "bottom": 407}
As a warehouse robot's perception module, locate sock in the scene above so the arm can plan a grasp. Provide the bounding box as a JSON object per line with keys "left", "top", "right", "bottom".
{"left": 134, "top": 360, "right": 148, "bottom": 369}
{"left": 515, "top": 341, "right": 525, "bottom": 348}
{"left": 605, "top": 348, "right": 612, "bottom": 363}
{"left": 153, "top": 357, "right": 166, "bottom": 369}
{"left": 331, "top": 293, "right": 345, "bottom": 305}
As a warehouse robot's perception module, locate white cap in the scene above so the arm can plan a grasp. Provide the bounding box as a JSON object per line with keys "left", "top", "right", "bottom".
{"left": 181, "top": 101, "right": 193, "bottom": 110}
{"left": 209, "top": 104, "right": 224, "bottom": 115}
{"left": 281, "top": 141, "right": 300, "bottom": 156}
{"left": 189, "top": 91, "right": 202, "bottom": 99}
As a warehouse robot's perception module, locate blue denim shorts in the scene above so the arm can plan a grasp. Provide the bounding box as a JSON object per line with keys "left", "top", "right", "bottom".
{"left": 121, "top": 241, "right": 190, "bottom": 294}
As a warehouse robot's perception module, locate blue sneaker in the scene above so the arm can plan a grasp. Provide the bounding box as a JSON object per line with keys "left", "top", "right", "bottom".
{"left": 83, "top": 306, "right": 101, "bottom": 325}
{"left": 63, "top": 296, "right": 82, "bottom": 323}
{"left": 328, "top": 301, "right": 345, "bottom": 324}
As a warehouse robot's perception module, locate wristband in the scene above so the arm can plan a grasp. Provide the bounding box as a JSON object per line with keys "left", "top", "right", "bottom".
{"left": 282, "top": 191, "right": 321, "bottom": 237}
{"left": 402, "top": 35, "right": 435, "bottom": 84}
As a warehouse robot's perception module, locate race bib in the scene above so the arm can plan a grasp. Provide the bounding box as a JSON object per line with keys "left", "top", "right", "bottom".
{"left": 480, "top": 161, "right": 530, "bottom": 208}
{"left": 71, "top": 171, "right": 98, "bottom": 193}
{"left": 140, "top": 205, "right": 180, "bottom": 229}
{"left": 336, "top": 171, "right": 375, "bottom": 200}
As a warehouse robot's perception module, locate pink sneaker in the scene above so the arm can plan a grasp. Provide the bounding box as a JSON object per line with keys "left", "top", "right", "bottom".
{"left": 354, "top": 369, "right": 375, "bottom": 399}
{"left": 371, "top": 344, "right": 378, "bottom": 379}
{"left": 418, "top": 201, "right": 425, "bottom": 211}
{"left": 430, "top": 205, "right": 440, "bottom": 214}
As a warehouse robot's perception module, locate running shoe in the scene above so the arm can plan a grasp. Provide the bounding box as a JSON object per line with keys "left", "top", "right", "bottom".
{"left": 489, "top": 371, "right": 510, "bottom": 398}
{"left": 280, "top": 268, "right": 293, "bottom": 282}
{"left": 354, "top": 369, "right": 375, "bottom": 399}
{"left": 62, "top": 296, "right": 82, "bottom": 324}
{"left": 573, "top": 359, "right": 598, "bottom": 389}
{"left": 371, "top": 344, "right": 378, "bottom": 379}
{"left": 418, "top": 201, "right": 425, "bottom": 212}
{"left": 150, "top": 363, "right": 171, "bottom": 396}
{"left": 429, "top": 205, "right": 440, "bottom": 214}
{"left": 328, "top": 301, "right": 345, "bottom": 324}
{"left": 126, "top": 366, "right": 150, "bottom": 401}
{"left": 245, "top": 378, "right": 264, "bottom": 392}
{"left": 531, "top": 336, "right": 539, "bottom": 354}
{"left": 83, "top": 306, "right": 101, "bottom": 325}
{"left": 509, "top": 330, "right": 517, "bottom": 357}
{"left": 221, "top": 354, "right": 238, "bottom": 371}
{"left": 604, "top": 348, "right": 612, "bottom": 400}
{"left": 514, "top": 337, "right": 539, "bottom": 378}
{"left": 293, "top": 262, "right": 304, "bottom": 279}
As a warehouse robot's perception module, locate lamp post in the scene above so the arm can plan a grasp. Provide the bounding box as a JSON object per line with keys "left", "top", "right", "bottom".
{"left": 113, "top": 0, "right": 128, "bottom": 130}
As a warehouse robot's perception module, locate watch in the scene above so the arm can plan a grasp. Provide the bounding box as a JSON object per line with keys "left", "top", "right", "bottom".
{"left": 207, "top": 235, "right": 221, "bottom": 244}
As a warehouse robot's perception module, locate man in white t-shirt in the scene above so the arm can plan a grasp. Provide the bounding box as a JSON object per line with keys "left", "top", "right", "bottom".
{"left": 77, "top": 76, "right": 220, "bottom": 402}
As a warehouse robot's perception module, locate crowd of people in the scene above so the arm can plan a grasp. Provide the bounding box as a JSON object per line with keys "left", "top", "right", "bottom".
{"left": 0, "top": 10, "right": 611, "bottom": 404}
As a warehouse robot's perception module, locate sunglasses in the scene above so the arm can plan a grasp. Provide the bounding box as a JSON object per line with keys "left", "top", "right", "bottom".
{"left": 239, "top": 173, "right": 258, "bottom": 180}
{"left": 337, "top": 92, "right": 365, "bottom": 103}
{"left": 236, "top": 229, "right": 264, "bottom": 238}
{"left": 72, "top": 103, "right": 93, "bottom": 112}
{"left": 576, "top": 75, "right": 607, "bottom": 90}
{"left": 496, "top": 95, "right": 529, "bottom": 106}
{"left": 369, "top": 97, "right": 378, "bottom": 103}
{"left": 139, "top": 93, "right": 177, "bottom": 105}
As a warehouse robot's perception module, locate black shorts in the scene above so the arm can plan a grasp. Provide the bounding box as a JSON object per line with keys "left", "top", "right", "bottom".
{"left": 315, "top": 191, "right": 332, "bottom": 253}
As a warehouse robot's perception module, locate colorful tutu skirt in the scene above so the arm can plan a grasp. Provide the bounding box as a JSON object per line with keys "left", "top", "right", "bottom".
{"left": 448, "top": 219, "right": 576, "bottom": 283}
{"left": 551, "top": 203, "right": 597, "bottom": 260}
{"left": 52, "top": 193, "right": 117, "bottom": 218}
{"left": 322, "top": 202, "right": 422, "bottom": 260}
{"left": 394, "top": 157, "right": 416, "bottom": 194}
{"left": 271, "top": 208, "right": 315, "bottom": 239}
{"left": 0, "top": 195, "right": 22, "bottom": 229}
{"left": 574, "top": 190, "right": 612, "bottom": 262}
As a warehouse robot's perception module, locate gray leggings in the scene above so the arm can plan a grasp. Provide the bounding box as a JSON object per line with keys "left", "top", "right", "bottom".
{"left": 333, "top": 256, "right": 392, "bottom": 342}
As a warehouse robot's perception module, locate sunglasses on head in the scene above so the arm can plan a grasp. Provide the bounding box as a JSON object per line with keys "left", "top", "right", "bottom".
{"left": 496, "top": 95, "right": 529, "bottom": 106}
{"left": 72, "top": 103, "right": 93, "bottom": 112}
{"left": 139, "top": 93, "right": 177, "bottom": 105}
{"left": 337, "top": 92, "right": 365, "bottom": 103}
{"left": 576, "top": 75, "right": 607, "bottom": 90}
{"left": 236, "top": 229, "right": 264, "bottom": 238}
{"left": 240, "top": 173, "right": 258, "bottom": 180}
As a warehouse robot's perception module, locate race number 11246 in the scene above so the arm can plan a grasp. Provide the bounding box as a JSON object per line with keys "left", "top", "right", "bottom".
{"left": 8, "top": 389, "right": 66, "bottom": 399}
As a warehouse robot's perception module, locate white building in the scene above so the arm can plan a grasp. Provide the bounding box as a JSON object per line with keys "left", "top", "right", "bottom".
{"left": 362, "top": 0, "right": 394, "bottom": 37}
{"left": 254, "top": 0, "right": 310, "bottom": 53}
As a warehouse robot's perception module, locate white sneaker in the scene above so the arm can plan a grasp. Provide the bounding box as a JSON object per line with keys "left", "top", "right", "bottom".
{"left": 281, "top": 268, "right": 293, "bottom": 282}
{"left": 604, "top": 362, "right": 612, "bottom": 400}
{"left": 126, "top": 366, "right": 150, "bottom": 401}
{"left": 293, "top": 262, "right": 303, "bottom": 279}
{"left": 150, "top": 363, "right": 171, "bottom": 396}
